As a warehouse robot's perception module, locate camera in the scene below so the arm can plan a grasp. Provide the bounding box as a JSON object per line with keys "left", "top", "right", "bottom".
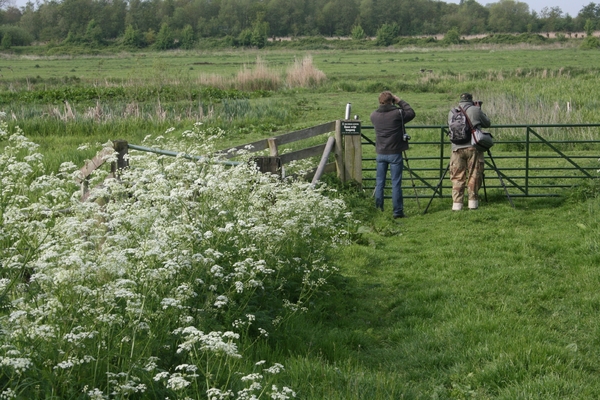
{"left": 403, "top": 134, "right": 411, "bottom": 141}
{"left": 474, "top": 100, "right": 483, "bottom": 107}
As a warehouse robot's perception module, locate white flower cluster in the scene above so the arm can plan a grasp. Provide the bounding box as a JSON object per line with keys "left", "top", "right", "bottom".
{"left": 0, "top": 122, "right": 350, "bottom": 398}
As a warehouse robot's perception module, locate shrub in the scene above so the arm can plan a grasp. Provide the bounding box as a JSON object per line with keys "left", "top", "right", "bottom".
{"left": 0, "top": 121, "right": 350, "bottom": 398}
{"left": 121, "top": 24, "right": 144, "bottom": 48}
{"left": 442, "top": 27, "right": 461, "bottom": 45}
{"left": 154, "top": 23, "right": 175, "bottom": 50}
{"left": 375, "top": 23, "right": 398, "bottom": 46}
{"left": 580, "top": 35, "right": 600, "bottom": 49}
{"left": 0, "top": 26, "right": 33, "bottom": 47}
{"left": 351, "top": 25, "right": 366, "bottom": 41}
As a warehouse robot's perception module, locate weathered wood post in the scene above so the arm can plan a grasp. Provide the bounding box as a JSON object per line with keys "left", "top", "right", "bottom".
{"left": 339, "top": 119, "right": 362, "bottom": 187}
{"left": 334, "top": 120, "right": 345, "bottom": 182}
{"left": 253, "top": 157, "right": 282, "bottom": 176}
{"left": 253, "top": 137, "right": 282, "bottom": 177}
{"left": 111, "top": 140, "right": 129, "bottom": 175}
{"left": 253, "top": 137, "right": 282, "bottom": 176}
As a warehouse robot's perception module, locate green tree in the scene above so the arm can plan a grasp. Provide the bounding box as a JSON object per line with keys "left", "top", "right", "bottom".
{"left": 575, "top": 3, "right": 599, "bottom": 30}
{"left": 121, "top": 24, "right": 143, "bottom": 47}
{"left": 17, "top": 2, "right": 41, "bottom": 40}
{"left": 1, "top": 6, "right": 22, "bottom": 25}
{"left": 85, "top": 18, "right": 103, "bottom": 44}
{"left": 488, "top": 0, "right": 532, "bottom": 33}
{"left": 443, "top": 0, "right": 489, "bottom": 35}
{"left": 265, "top": 0, "right": 306, "bottom": 37}
{"left": 97, "top": 0, "right": 127, "bottom": 40}
{"left": 126, "top": 0, "right": 160, "bottom": 38}
{"left": 237, "top": 28, "right": 252, "bottom": 46}
{"left": 250, "top": 14, "right": 269, "bottom": 48}
{"left": 35, "top": 1, "right": 62, "bottom": 42}
{"left": 580, "top": 17, "right": 600, "bottom": 47}
{"left": 154, "top": 22, "right": 174, "bottom": 50}
{"left": 357, "top": 0, "right": 375, "bottom": 35}
{"left": 180, "top": 24, "right": 195, "bottom": 49}
{"left": 539, "top": 6, "right": 563, "bottom": 32}
{"left": 1, "top": 32, "right": 12, "bottom": 49}
{"left": 317, "top": 0, "right": 359, "bottom": 36}
{"left": 351, "top": 24, "right": 366, "bottom": 40}
{"left": 375, "top": 22, "right": 398, "bottom": 46}
{"left": 58, "top": 0, "right": 97, "bottom": 38}
{"left": 442, "top": 27, "right": 461, "bottom": 45}
{"left": 585, "top": 18, "right": 595, "bottom": 35}
{"left": 144, "top": 28, "right": 156, "bottom": 46}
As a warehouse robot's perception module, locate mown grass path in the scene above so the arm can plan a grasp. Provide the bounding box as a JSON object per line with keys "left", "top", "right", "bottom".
{"left": 285, "top": 195, "right": 600, "bottom": 399}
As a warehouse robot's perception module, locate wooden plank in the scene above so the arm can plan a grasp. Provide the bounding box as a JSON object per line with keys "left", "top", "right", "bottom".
{"left": 268, "top": 138, "right": 279, "bottom": 156}
{"left": 279, "top": 143, "right": 327, "bottom": 164}
{"left": 219, "top": 138, "right": 269, "bottom": 158}
{"left": 334, "top": 120, "right": 345, "bottom": 182}
{"left": 274, "top": 121, "right": 336, "bottom": 145}
{"left": 76, "top": 147, "right": 114, "bottom": 183}
{"left": 344, "top": 134, "right": 362, "bottom": 187}
{"left": 311, "top": 136, "right": 336, "bottom": 187}
{"left": 218, "top": 121, "right": 335, "bottom": 159}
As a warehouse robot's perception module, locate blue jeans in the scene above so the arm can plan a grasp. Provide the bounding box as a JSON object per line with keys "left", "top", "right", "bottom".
{"left": 375, "top": 153, "right": 404, "bottom": 216}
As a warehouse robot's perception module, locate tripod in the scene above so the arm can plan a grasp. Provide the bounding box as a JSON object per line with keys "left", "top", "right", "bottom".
{"left": 423, "top": 149, "right": 513, "bottom": 214}
{"left": 403, "top": 150, "right": 421, "bottom": 209}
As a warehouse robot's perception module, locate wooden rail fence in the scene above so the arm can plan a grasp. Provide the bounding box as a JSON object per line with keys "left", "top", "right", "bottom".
{"left": 76, "top": 120, "right": 364, "bottom": 200}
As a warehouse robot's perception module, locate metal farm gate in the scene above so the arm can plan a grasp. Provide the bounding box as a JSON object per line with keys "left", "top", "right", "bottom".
{"left": 360, "top": 124, "right": 600, "bottom": 204}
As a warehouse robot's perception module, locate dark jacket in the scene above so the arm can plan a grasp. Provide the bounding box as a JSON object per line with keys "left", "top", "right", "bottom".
{"left": 370, "top": 100, "right": 416, "bottom": 155}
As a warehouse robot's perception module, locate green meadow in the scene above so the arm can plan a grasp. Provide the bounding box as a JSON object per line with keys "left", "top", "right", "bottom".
{"left": 2, "top": 43, "right": 600, "bottom": 399}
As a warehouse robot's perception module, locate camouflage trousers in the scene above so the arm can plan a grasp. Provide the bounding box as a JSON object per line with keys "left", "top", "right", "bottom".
{"left": 449, "top": 147, "right": 484, "bottom": 203}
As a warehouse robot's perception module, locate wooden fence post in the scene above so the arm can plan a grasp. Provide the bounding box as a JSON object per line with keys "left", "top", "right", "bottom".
{"left": 253, "top": 157, "right": 282, "bottom": 176}
{"left": 340, "top": 120, "right": 362, "bottom": 187}
{"left": 267, "top": 138, "right": 279, "bottom": 156}
{"left": 334, "top": 120, "right": 345, "bottom": 182}
{"left": 111, "top": 140, "right": 129, "bottom": 175}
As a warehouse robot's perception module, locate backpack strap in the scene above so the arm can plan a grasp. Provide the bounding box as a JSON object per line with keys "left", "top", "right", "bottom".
{"left": 458, "top": 105, "right": 475, "bottom": 132}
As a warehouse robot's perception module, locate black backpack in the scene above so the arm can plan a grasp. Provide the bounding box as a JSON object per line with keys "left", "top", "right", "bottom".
{"left": 448, "top": 105, "right": 472, "bottom": 145}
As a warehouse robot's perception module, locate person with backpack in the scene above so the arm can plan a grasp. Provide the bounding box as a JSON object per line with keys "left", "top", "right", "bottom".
{"left": 370, "top": 91, "right": 416, "bottom": 219}
{"left": 447, "top": 92, "right": 491, "bottom": 211}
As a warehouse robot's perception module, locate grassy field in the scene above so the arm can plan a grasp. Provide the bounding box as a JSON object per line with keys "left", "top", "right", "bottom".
{"left": 2, "top": 44, "right": 600, "bottom": 175}
{"left": 2, "top": 43, "right": 600, "bottom": 399}
{"left": 275, "top": 191, "right": 600, "bottom": 399}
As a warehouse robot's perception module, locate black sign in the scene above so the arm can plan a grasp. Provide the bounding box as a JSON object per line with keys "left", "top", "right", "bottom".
{"left": 341, "top": 120, "right": 361, "bottom": 135}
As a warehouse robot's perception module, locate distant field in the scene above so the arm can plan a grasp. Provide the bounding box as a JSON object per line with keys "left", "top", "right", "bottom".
{"left": 1, "top": 44, "right": 600, "bottom": 172}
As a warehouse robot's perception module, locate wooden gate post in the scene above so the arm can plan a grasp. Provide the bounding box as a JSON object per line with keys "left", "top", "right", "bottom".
{"left": 111, "top": 140, "right": 129, "bottom": 174}
{"left": 338, "top": 119, "right": 362, "bottom": 187}
{"left": 334, "top": 120, "right": 345, "bottom": 182}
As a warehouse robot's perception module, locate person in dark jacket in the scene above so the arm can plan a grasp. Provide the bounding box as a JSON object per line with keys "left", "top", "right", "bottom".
{"left": 370, "top": 91, "right": 416, "bottom": 219}
{"left": 447, "top": 92, "right": 491, "bottom": 211}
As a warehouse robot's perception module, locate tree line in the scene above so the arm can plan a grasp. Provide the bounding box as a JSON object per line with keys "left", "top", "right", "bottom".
{"left": 0, "top": 0, "right": 599, "bottom": 49}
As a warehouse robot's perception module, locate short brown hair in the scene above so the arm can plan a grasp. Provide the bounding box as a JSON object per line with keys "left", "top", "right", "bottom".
{"left": 379, "top": 91, "right": 394, "bottom": 105}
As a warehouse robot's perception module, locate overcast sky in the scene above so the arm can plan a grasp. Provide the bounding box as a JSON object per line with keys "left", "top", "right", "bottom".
{"left": 6, "top": 0, "right": 593, "bottom": 18}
